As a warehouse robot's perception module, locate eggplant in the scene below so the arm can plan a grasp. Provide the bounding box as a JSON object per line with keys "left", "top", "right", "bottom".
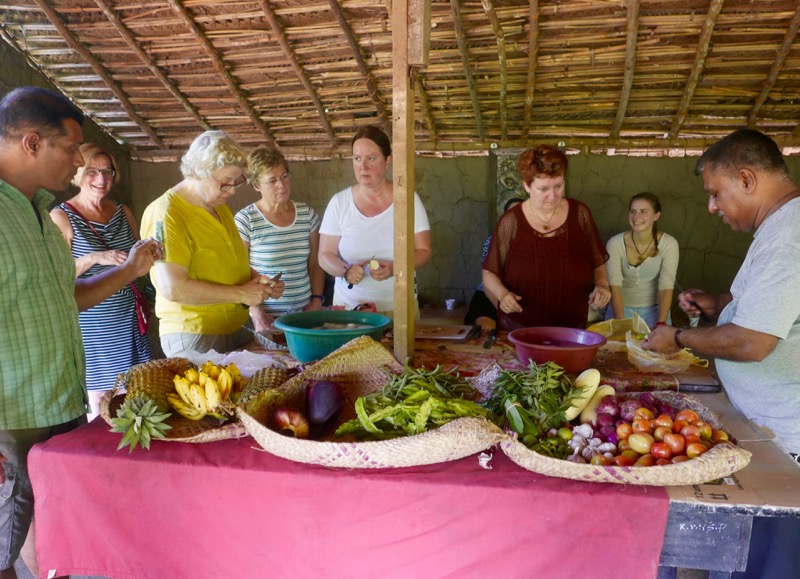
{"left": 306, "top": 380, "right": 345, "bottom": 437}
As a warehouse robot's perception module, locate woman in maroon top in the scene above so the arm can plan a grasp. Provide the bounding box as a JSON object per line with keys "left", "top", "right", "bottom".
{"left": 482, "top": 145, "right": 611, "bottom": 330}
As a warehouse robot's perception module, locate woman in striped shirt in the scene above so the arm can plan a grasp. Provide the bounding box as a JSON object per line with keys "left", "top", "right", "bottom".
{"left": 50, "top": 143, "right": 152, "bottom": 418}
{"left": 235, "top": 146, "right": 325, "bottom": 331}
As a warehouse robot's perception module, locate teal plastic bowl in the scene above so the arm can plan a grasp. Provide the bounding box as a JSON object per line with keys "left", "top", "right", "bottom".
{"left": 273, "top": 310, "right": 392, "bottom": 363}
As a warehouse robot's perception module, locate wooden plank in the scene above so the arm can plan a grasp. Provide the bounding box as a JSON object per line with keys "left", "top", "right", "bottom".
{"left": 408, "top": 0, "right": 431, "bottom": 66}
{"left": 392, "top": 0, "right": 415, "bottom": 361}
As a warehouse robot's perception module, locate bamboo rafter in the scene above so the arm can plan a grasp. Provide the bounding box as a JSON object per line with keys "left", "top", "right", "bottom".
{"left": 521, "top": 0, "right": 539, "bottom": 140}
{"left": 257, "top": 0, "right": 337, "bottom": 149}
{"left": 164, "top": 0, "right": 277, "bottom": 147}
{"left": 611, "top": 0, "right": 640, "bottom": 140}
{"left": 480, "top": 0, "right": 507, "bottom": 141}
{"left": 669, "top": 0, "right": 725, "bottom": 140}
{"left": 450, "top": 0, "right": 484, "bottom": 142}
{"left": 28, "top": 0, "right": 164, "bottom": 149}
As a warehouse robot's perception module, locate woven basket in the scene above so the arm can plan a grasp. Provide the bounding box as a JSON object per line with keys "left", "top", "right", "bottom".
{"left": 238, "top": 335, "right": 507, "bottom": 468}
{"left": 99, "top": 358, "right": 250, "bottom": 444}
{"left": 501, "top": 391, "right": 752, "bottom": 486}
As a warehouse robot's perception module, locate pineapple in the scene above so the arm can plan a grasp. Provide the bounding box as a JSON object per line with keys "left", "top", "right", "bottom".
{"left": 110, "top": 396, "right": 172, "bottom": 452}
{"left": 110, "top": 358, "right": 195, "bottom": 452}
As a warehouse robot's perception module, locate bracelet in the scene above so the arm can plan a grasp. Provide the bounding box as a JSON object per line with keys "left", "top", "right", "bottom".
{"left": 674, "top": 328, "right": 688, "bottom": 349}
{"left": 311, "top": 294, "right": 325, "bottom": 305}
{"left": 342, "top": 265, "right": 352, "bottom": 282}
{"left": 656, "top": 321, "right": 666, "bottom": 327}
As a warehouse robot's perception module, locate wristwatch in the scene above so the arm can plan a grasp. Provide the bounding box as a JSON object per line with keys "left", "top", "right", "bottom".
{"left": 311, "top": 294, "right": 326, "bottom": 306}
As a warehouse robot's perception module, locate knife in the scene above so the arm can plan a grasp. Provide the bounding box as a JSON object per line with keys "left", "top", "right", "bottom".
{"left": 482, "top": 329, "right": 498, "bottom": 349}
{"left": 466, "top": 324, "right": 481, "bottom": 341}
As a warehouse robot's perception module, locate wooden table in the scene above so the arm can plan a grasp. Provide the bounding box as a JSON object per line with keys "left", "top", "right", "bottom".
{"left": 28, "top": 337, "right": 800, "bottom": 578}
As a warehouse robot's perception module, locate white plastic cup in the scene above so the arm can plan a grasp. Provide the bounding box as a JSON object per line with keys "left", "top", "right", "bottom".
{"left": 689, "top": 316, "right": 700, "bottom": 328}
{"left": 445, "top": 299, "right": 456, "bottom": 310}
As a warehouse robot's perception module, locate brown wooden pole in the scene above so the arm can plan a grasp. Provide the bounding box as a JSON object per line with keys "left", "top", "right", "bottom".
{"left": 392, "top": 0, "right": 416, "bottom": 362}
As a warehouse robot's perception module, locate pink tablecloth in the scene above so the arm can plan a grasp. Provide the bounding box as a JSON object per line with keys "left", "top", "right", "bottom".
{"left": 30, "top": 418, "right": 669, "bottom": 579}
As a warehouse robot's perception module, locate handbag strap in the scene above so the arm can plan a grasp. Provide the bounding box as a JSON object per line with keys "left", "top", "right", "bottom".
{"left": 63, "top": 201, "right": 142, "bottom": 298}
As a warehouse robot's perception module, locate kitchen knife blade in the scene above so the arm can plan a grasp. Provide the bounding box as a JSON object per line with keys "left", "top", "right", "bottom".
{"left": 466, "top": 324, "right": 481, "bottom": 341}
{"left": 482, "top": 329, "right": 497, "bottom": 349}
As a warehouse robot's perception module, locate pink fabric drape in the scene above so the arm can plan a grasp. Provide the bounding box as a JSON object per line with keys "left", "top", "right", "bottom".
{"left": 29, "top": 418, "right": 669, "bottom": 578}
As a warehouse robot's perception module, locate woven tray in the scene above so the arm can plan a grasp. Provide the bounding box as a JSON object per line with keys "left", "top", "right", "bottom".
{"left": 99, "top": 358, "right": 249, "bottom": 444}
{"left": 501, "top": 391, "right": 752, "bottom": 486}
{"left": 237, "top": 335, "right": 507, "bottom": 468}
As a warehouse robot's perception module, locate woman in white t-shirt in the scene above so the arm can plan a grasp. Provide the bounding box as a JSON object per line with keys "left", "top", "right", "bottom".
{"left": 318, "top": 126, "right": 432, "bottom": 314}
{"left": 605, "top": 192, "right": 679, "bottom": 328}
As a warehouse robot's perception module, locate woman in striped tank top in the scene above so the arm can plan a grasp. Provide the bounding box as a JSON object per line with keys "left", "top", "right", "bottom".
{"left": 235, "top": 146, "right": 325, "bottom": 331}
{"left": 51, "top": 143, "right": 152, "bottom": 418}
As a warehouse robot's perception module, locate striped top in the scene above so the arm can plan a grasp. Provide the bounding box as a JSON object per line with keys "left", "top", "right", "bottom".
{"left": 60, "top": 201, "right": 152, "bottom": 391}
{"left": 235, "top": 201, "right": 320, "bottom": 315}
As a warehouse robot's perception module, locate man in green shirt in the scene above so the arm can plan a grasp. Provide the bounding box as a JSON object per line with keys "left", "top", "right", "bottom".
{"left": 0, "top": 87, "right": 161, "bottom": 579}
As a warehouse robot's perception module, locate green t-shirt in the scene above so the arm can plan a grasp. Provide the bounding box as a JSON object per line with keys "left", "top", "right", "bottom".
{"left": 0, "top": 180, "right": 87, "bottom": 429}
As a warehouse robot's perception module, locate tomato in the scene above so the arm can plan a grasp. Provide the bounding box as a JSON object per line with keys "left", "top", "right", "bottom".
{"left": 671, "top": 455, "right": 691, "bottom": 464}
{"left": 686, "top": 442, "right": 708, "bottom": 458}
{"left": 655, "top": 458, "right": 672, "bottom": 466}
{"left": 633, "top": 407, "right": 654, "bottom": 421}
{"left": 650, "top": 441, "right": 673, "bottom": 460}
{"left": 672, "top": 419, "right": 689, "bottom": 433}
{"left": 694, "top": 421, "right": 713, "bottom": 440}
{"left": 590, "top": 455, "right": 612, "bottom": 466}
{"left": 684, "top": 434, "right": 702, "bottom": 446}
{"left": 663, "top": 432, "right": 686, "bottom": 455}
{"left": 675, "top": 409, "right": 700, "bottom": 424}
{"left": 711, "top": 429, "right": 730, "bottom": 443}
{"left": 618, "top": 439, "right": 632, "bottom": 452}
{"left": 653, "top": 425, "right": 672, "bottom": 442}
{"left": 616, "top": 422, "right": 634, "bottom": 440}
{"left": 653, "top": 414, "right": 674, "bottom": 429}
{"left": 557, "top": 427, "right": 573, "bottom": 441}
{"left": 680, "top": 424, "right": 701, "bottom": 439}
{"left": 621, "top": 449, "right": 640, "bottom": 461}
{"left": 634, "top": 454, "right": 656, "bottom": 467}
{"left": 613, "top": 454, "right": 635, "bottom": 467}
{"left": 628, "top": 433, "right": 655, "bottom": 455}
{"left": 632, "top": 418, "right": 653, "bottom": 434}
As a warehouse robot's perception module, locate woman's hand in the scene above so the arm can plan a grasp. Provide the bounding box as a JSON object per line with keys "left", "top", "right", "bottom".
{"left": 93, "top": 249, "right": 128, "bottom": 266}
{"left": 344, "top": 263, "right": 366, "bottom": 286}
{"left": 250, "top": 306, "right": 275, "bottom": 332}
{"left": 367, "top": 258, "right": 392, "bottom": 282}
{"left": 498, "top": 291, "right": 523, "bottom": 314}
{"left": 588, "top": 284, "right": 611, "bottom": 310}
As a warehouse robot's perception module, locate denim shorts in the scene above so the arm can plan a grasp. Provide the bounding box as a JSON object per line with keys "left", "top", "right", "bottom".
{"left": 0, "top": 416, "right": 86, "bottom": 569}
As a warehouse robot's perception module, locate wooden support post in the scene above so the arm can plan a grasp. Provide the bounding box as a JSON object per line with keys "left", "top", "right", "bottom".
{"left": 391, "top": 0, "right": 420, "bottom": 362}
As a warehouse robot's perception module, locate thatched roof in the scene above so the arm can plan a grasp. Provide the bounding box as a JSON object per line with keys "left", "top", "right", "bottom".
{"left": 3, "top": 0, "right": 800, "bottom": 160}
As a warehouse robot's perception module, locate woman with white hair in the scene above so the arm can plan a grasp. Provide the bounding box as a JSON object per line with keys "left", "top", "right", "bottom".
{"left": 51, "top": 142, "right": 152, "bottom": 417}
{"left": 141, "top": 131, "right": 285, "bottom": 356}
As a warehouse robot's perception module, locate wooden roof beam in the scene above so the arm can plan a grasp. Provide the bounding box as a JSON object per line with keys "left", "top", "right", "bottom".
{"left": 611, "top": 0, "right": 640, "bottom": 140}
{"left": 754, "top": 4, "right": 800, "bottom": 133}
{"left": 521, "top": 0, "right": 540, "bottom": 139}
{"left": 414, "top": 73, "right": 438, "bottom": 142}
{"left": 450, "top": 0, "right": 485, "bottom": 141}
{"left": 480, "top": 0, "right": 507, "bottom": 141}
{"left": 165, "top": 0, "right": 277, "bottom": 147}
{"left": 257, "top": 0, "right": 337, "bottom": 149}
{"left": 91, "top": 0, "right": 211, "bottom": 134}
{"left": 668, "top": 0, "right": 725, "bottom": 140}
{"left": 327, "top": 0, "right": 391, "bottom": 135}
{"left": 29, "top": 0, "right": 165, "bottom": 149}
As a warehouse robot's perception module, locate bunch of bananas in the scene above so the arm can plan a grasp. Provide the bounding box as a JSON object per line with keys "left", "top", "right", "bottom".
{"left": 167, "top": 361, "right": 242, "bottom": 421}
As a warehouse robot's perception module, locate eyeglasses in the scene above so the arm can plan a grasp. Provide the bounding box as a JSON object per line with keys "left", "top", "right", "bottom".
{"left": 84, "top": 168, "right": 115, "bottom": 179}
{"left": 216, "top": 174, "right": 247, "bottom": 192}
{"left": 263, "top": 172, "right": 291, "bottom": 187}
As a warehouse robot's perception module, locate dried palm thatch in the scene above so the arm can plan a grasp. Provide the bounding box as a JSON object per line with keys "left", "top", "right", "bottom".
{"left": 3, "top": 0, "right": 800, "bottom": 159}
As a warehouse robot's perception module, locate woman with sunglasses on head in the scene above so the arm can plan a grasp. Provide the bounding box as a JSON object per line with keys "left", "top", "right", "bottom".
{"left": 50, "top": 143, "right": 153, "bottom": 418}
{"left": 141, "top": 131, "right": 285, "bottom": 357}
{"left": 235, "top": 146, "right": 325, "bottom": 331}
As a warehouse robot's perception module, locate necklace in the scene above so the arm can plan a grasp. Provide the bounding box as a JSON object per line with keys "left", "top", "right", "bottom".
{"left": 528, "top": 199, "right": 558, "bottom": 231}
{"left": 631, "top": 233, "right": 654, "bottom": 258}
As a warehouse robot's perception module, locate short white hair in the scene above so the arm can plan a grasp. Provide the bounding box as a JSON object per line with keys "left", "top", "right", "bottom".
{"left": 180, "top": 130, "right": 246, "bottom": 180}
